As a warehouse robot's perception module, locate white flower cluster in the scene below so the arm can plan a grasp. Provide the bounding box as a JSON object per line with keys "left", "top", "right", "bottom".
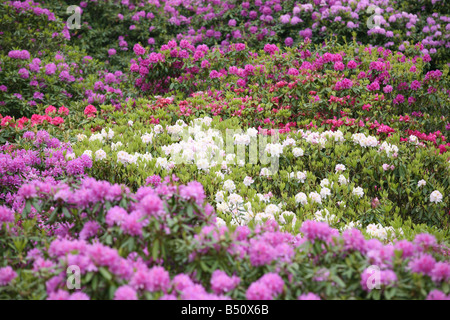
{"left": 215, "top": 189, "right": 253, "bottom": 225}
{"left": 233, "top": 128, "right": 258, "bottom": 145}
{"left": 95, "top": 149, "right": 107, "bottom": 161}
{"left": 295, "top": 191, "right": 322, "bottom": 205}
{"left": 162, "top": 120, "right": 224, "bottom": 170}
{"left": 289, "top": 171, "right": 307, "bottom": 183}
{"left": 351, "top": 133, "right": 378, "bottom": 148}
{"left": 83, "top": 150, "right": 92, "bottom": 158}
{"left": 243, "top": 176, "right": 254, "bottom": 186}
{"left": 111, "top": 141, "right": 123, "bottom": 151}
{"left": 341, "top": 220, "right": 362, "bottom": 231}
{"left": 265, "top": 143, "right": 284, "bottom": 157}
{"left": 254, "top": 203, "right": 284, "bottom": 224}
{"left": 409, "top": 135, "right": 419, "bottom": 145}
{"left": 89, "top": 128, "right": 115, "bottom": 143}
{"left": 430, "top": 190, "right": 443, "bottom": 203}
{"left": 314, "top": 209, "right": 338, "bottom": 224}
{"left": 283, "top": 137, "right": 296, "bottom": 147}
{"left": 366, "top": 224, "right": 402, "bottom": 240}
{"left": 352, "top": 186, "right": 364, "bottom": 198}
{"left": 300, "top": 129, "right": 344, "bottom": 149}
{"left": 117, "top": 150, "right": 154, "bottom": 166}
{"left": 65, "top": 152, "right": 76, "bottom": 160}
{"left": 77, "top": 134, "right": 87, "bottom": 142}
{"left": 379, "top": 141, "right": 399, "bottom": 158}
{"left": 292, "top": 147, "right": 304, "bottom": 157}
{"left": 141, "top": 132, "right": 154, "bottom": 144}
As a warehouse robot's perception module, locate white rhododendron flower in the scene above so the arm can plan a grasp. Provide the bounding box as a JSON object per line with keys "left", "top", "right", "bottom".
{"left": 117, "top": 151, "right": 128, "bottom": 164}
{"left": 283, "top": 138, "right": 296, "bottom": 147}
{"left": 216, "top": 217, "right": 226, "bottom": 227}
{"left": 196, "top": 158, "right": 209, "bottom": 170}
{"left": 95, "top": 149, "right": 107, "bottom": 161}
{"left": 243, "top": 176, "right": 254, "bottom": 186}
{"left": 430, "top": 190, "right": 443, "bottom": 203}
{"left": 254, "top": 212, "right": 276, "bottom": 224}
{"left": 89, "top": 133, "right": 104, "bottom": 143}
{"left": 366, "top": 224, "right": 399, "bottom": 240}
{"left": 309, "top": 192, "right": 322, "bottom": 204}
{"left": 234, "top": 133, "right": 251, "bottom": 145}
{"left": 221, "top": 161, "right": 228, "bottom": 170}
{"left": 335, "top": 164, "right": 346, "bottom": 172}
{"left": 76, "top": 133, "right": 87, "bottom": 142}
{"left": 409, "top": 135, "right": 418, "bottom": 145}
{"left": 111, "top": 141, "right": 123, "bottom": 151}
{"left": 341, "top": 221, "right": 362, "bottom": 231}
{"left": 418, "top": 179, "right": 426, "bottom": 187}
{"left": 166, "top": 124, "right": 184, "bottom": 135}
{"left": 117, "top": 151, "right": 139, "bottom": 165}
{"left": 153, "top": 124, "right": 163, "bottom": 133}
{"left": 215, "top": 191, "right": 225, "bottom": 203}
{"left": 140, "top": 153, "right": 152, "bottom": 162}
{"left": 320, "top": 187, "right": 331, "bottom": 199}
{"left": 223, "top": 180, "right": 236, "bottom": 192}
{"left": 246, "top": 127, "right": 258, "bottom": 137}
{"left": 141, "top": 133, "right": 153, "bottom": 144}
{"left": 338, "top": 175, "right": 348, "bottom": 185}
{"left": 278, "top": 211, "right": 297, "bottom": 226}
{"left": 352, "top": 133, "right": 378, "bottom": 147}
{"left": 290, "top": 171, "right": 307, "bottom": 183}
{"left": 265, "top": 204, "right": 281, "bottom": 216}
{"left": 292, "top": 147, "right": 304, "bottom": 157}
{"left": 226, "top": 154, "right": 236, "bottom": 164}
{"left": 320, "top": 179, "right": 330, "bottom": 187}
{"left": 295, "top": 192, "right": 308, "bottom": 205}
{"left": 260, "top": 168, "right": 271, "bottom": 176}
{"left": 228, "top": 193, "right": 244, "bottom": 205}
{"left": 65, "top": 152, "right": 75, "bottom": 160}
{"left": 352, "top": 187, "right": 364, "bottom": 198}
{"left": 155, "top": 157, "right": 168, "bottom": 168}
{"left": 314, "top": 209, "right": 337, "bottom": 224}
{"left": 265, "top": 143, "right": 284, "bottom": 157}
{"left": 379, "top": 141, "right": 399, "bottom": 157}
{"left": 216, "top": 202, "right": 228, "bottom": 213}
{"left": 202, "top": 117, "right": 213, "bottom": 126}
{"left": 100, "top": 128, "right": 114, "bottom": 140}
{"left": 257, "top": 193, "right": 271, "bottom": 203}
{"left": 83, "top": 150, "right": 92, "bottom": 158}
{"left": 366, "top": 224, "right": 384, "bottom": 239}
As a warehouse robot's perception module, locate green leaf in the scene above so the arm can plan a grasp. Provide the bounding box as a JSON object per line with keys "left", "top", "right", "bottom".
{"left": 99, "top": 267, "right": 112, "bottom": 281}
{"left": 152, "top": 239, "right": 160, "bottom": 261}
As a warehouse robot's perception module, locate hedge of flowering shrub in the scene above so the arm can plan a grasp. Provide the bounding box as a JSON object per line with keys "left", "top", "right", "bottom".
{"left": 0, "top": 0, "right": 449, "bottom": 300}
{"left": 0, "top": 1, "right": 68, "bottom": 53}
{"left": 128, "top": 39, "right": 449, "bottom": 127}
{"left": 42, "top": 0, "right": 450, "bottom": 70}
{"left": 0, "top": 174, "right": 449, "bottom": 300}
{"left": 0, "top": 130, "right": 92, "bottom": 208}
{"left": 0, "top": 43, "right": 136, "bottom": 117}
{"left": 0, "top": 1, "right": 141, "bottom": 117}
{"left": 66, "top": 114, "right": 450, "bottom": 230}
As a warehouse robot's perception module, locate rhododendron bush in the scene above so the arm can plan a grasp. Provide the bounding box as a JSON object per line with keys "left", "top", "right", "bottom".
{"left": 0, "top": 0, "right": 449, "bottom": 300}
